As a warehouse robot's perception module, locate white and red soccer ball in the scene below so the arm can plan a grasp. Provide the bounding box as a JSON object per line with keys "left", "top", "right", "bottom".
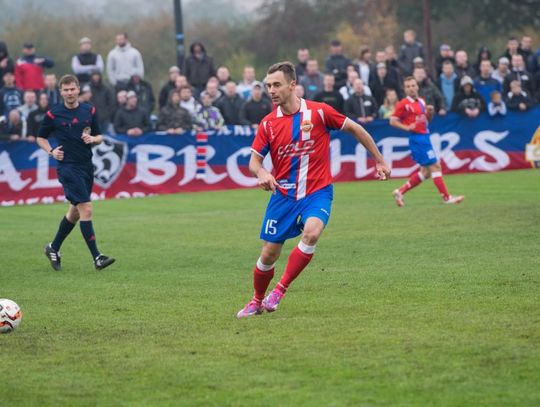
{"left": 0, "top": 299, "right": 22, "bottom": 333}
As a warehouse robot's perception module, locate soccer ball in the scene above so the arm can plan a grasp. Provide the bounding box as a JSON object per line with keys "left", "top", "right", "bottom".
{"left": 0, "top": 299, "right": 22, "bottom": 333}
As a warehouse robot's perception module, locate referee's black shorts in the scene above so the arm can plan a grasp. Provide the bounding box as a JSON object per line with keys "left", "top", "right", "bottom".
{"left": 57, "top": 164, "right": 94, "bottom": 205}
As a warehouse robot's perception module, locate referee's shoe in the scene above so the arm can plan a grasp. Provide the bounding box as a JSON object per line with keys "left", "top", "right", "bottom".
{"left": 44, "top": 243, "right": 61, "bottom": 271}
{"left": 94, "top": 254, "right": 115, "bottom": 270}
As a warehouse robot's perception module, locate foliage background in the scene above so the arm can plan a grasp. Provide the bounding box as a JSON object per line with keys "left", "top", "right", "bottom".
{"left": 1, "top": 0, "right": 539, "bottom": 95}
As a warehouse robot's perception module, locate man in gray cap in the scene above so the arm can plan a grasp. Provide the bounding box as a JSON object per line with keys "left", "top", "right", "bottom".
{"left": 71, "top": 37, "right": 104, "bottom": 85}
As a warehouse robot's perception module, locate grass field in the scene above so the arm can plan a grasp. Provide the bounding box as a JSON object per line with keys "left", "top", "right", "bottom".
{"left": 1, "top": 169, "right": 539, "bottom": 406}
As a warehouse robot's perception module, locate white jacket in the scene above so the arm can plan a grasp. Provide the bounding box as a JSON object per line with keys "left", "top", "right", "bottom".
{"left": 106, "top": 43, "right": 144, "bottom": 86}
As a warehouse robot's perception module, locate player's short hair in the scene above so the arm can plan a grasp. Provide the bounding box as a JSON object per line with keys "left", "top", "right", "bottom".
{"left": 58, "top": 74, "right": 80, "bottom": 89}
{"left": 179, "top": 85, "right": 193, "bottom": 92}
{"left": 267, "top": 61, "right": 297, "bottom": 83}
{"left": 403, "top": 76, "right": 417, "bottom": 84}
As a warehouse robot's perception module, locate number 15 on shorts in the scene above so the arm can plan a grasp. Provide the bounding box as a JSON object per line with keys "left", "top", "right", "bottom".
{"left": 265, "top": 219, "right": 277, "bottom": 235}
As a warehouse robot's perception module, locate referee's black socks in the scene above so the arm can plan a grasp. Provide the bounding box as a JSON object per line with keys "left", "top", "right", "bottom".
{"left": 79, "top": 220, "right": 100, "bottom": 259}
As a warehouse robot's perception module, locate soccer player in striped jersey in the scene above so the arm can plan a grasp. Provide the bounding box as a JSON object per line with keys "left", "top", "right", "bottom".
{"left": 236, "top": 61, "right": 391, "bottom": 318}
{"left": 390, "top": 76, "right": 464, "bottom": 207}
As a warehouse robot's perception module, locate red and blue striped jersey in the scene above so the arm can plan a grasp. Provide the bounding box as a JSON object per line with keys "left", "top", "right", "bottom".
{"left": 391, "top": 96, "right": 430, "bottom": 134}
{"left": 252, "top": 98, "right": 347, "bottom": 200}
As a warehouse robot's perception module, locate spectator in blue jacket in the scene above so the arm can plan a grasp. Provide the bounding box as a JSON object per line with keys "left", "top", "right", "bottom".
{"left": 474, "top": 60, "right": 501, "bottom": 104}
{"left": 437, "top": 60, "right": 459, "bottom": 110}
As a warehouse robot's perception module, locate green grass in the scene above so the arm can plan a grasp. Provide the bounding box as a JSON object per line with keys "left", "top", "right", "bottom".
{"left": 1, "top": 169, "right": 539, "bottom": 407}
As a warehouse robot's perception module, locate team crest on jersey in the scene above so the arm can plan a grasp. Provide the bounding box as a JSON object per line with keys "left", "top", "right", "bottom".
{"left": 91, "top": 136, "right": 128, "bottom": 188}
{"left": 301, "top": 120, "right": 313, "bottom": 132}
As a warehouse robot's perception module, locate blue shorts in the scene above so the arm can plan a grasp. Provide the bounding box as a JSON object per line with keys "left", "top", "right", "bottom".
{"left": 409, "top": 133, "right": 438, "bottom": 166}
{"left": 260, "top": 185, "right": 333, "bottom": 244}
{"left": 57, "top": 164, "right": 93, "bottom": 205}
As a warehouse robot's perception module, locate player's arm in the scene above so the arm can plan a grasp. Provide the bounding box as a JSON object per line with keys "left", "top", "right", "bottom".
{"left": 37, "top": 110, "right": 64, "bottom": 160}
{"left": 342, "top": 118, "right": 391, "bottom": 180}
{"left": 389, "top": 116, "right": 413, "bottom": 132}
{"left": 81, "top": 107, "right": 104, "bottom": 145}
{"left": 249, "top": 152, "right": 279, "bottom": 192}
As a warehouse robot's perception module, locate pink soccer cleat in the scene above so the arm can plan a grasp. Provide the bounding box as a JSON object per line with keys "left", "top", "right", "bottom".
{"left": 236, "top": 299, "right": 263, "bottom": 319}
{"left": 392, "top": 189, "right": 404, "bottom": 207}
{"left": 262, "top": 289, "right": 285, "bottom": 313}
{"left": 444, "top": 195, "right": 465, "bottom": 204}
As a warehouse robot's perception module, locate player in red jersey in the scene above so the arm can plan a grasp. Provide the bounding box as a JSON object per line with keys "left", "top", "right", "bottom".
{"left": 390, "top": 77, "right": 464, "bottom": 206}
{"left": 236, "top": 61, "right": 391, "bottom": 318}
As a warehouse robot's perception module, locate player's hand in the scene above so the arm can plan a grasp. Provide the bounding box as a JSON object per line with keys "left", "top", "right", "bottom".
{"left": 375, "top": 161, "right": 391, "bottom": 181}
{"left": 257, "top": 168, "right": 279, "bottom": 192}
{"left": 52, "top": 146, "right": 64, "bottom": 161}
{"left": 426, "top": 105, "right": 435, "bottom": 114}
{"left": 407, "top": 123, "right": 416, "bottom": 131}
{"left": 81, "top": 133, "right": 95, "bottom": 144}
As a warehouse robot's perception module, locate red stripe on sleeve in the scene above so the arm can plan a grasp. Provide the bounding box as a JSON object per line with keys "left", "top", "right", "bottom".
{"left": 47, "top": 110, "right": 55, "bottom": 119}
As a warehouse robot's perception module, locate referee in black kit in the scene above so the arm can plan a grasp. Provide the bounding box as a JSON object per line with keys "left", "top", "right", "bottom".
{"left": 37, "top": 74, "right": 115, "bottom": 271}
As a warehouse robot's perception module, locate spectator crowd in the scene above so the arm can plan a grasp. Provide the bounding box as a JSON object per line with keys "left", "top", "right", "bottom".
{"left": 2, "top": 30, "right": 540, "bottom": 141}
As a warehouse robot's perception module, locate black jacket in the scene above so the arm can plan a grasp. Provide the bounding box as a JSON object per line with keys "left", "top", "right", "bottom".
{"left": 344, "top": 93, "right": 378, "bottom": 120}
{"left": 503, "top": 70, "right": 534, "bottom": 95}
{"left": 451, "top": 89, "right": 485, "bottom": 113}
{"left": 158, "top": 80, "right": 176, "bottom": 109}
{"left": 27, "top": 106, "right": 48, "bottom": 137}
{"left": 126, "top": 79, "right": 156, "bottom": 114}
{"left": 505, "top": 91, "right": 534, "bottom": 110}
{"left": 314, "top": 90, "right": 345, "bottom": 113}
{"left": 185, "top": 43, "right": 216, "bottom": 89}
{"left": 214, "top": 94, "right": 245, "bottom": 125}
{"left": 157, "top": 93, "right": 192, "bottom": 130}
{"left": 90, "top": 78, "right": 115, "bottom": 124}
{"left": 239, "top": 98, "right": 273, "bottom": 125}
{"left": 368, "top": 74, "right": 401, "bottom": 106}
{"left": 113, "top": 106, "right": 150, "bottom": 134}
{"left": 325, "top": 54, "right": 352, "bottom": 89}
{"left": 0, "top": 41, "right": 14, "bottom": 87}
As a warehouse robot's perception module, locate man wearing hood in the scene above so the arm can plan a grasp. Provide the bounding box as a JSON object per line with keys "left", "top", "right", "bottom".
{"left": 106, "top": 33, "right": 144, "bottom": 90}
{"left": 451, "top": 76, "right": 485, "bottom": 118}
{"left": 184, "top": 42, "right": 216, "bottom": 95}
{"left": 89, "top": 71, "right": 114, "bottom": 132}
{"left": 0, "top": 41, "right": 14, "bottom": 88}
{"left": 126, "top": 74, "right": 155, "bottom": 115}
{"left": 156, "top": 89, "right": 192, "bottom": 134}
{"left": 15, "top": 42, "right": 54, "bottom": 91}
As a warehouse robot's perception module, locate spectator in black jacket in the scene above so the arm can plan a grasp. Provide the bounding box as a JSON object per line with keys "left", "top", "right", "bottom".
{"left": 373, "top": 50, "right": 400, "bottom": 90}
{"left": 503, "top": 54, "right": 534, "bottom": 95}
{"left": 502, "top": 37, "right": 520, "bottom": 62}
{"left": 214, "top": 81, "right": 245, "bottom": 125}
{"left": 369, "top": 62, "right": 400, "bottom": 107}
{"left": 157, "top": 89, "right": 192, "bottom": 134}
{"left": 0, "top": 41, "right": 14, "bottom": 88}
{"left": 325, "top": 40, "right": 351, "bottom": 90}
{"left": 519, "top": 35, "right": 534, "bottom": 72}
{"left": 398, "top": 29, "right": 424, "bottom": 76}
{"left": 314, "top": 73, "right": 344, "bottom": 113}
{"left": 158, "top": 66, "right": 180, "bottom": 110}
{"left": 126, "top": 74, "right": 155, "bottom": 115}
{"left": 454, "top": 50, "right": 476, "bottom": 79}
{"left": 185, "top": 42, "right": 215, "bottom": 95}
{"left": 344, "top": 78, "right": 378, "bottom": 124}
{"left": 295, "top": 48, "right": 310, "bottom": 80}
{"left": 71, "top": 37, "right": 104, "bottom": 85}
{"left": 435, "top": 44, "right": 455, "bottom": 76}
{"left": 505, "top": 80, "right": 534, "bottom": 111}
{"left": 473, "top": 46, "right": 495, "bottom": 74}
{"left": 27, "top": 92, "right": 49, "bottom": 139}
{"left": 89, "top": 71, "right": 115, "bottom": 132}
{"left": 113, "top": 91, "right": 150, "bottom": 136}
{"left": 239, "top": 81, "right": 273, "bottom": 128}
{"left": 451, "top": 76, "right": 484, "bottom": 118}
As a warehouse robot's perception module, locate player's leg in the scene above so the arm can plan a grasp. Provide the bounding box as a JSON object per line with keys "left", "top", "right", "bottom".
{"left": 77, "top": 201, "right": 115, "bottom": 269}
{"left": 427, "top": 162, "right": 465, "bottom": 204}
{"left": 264, "top": 186, "right": 333, "bottom": 312}
{"left": 393, "top": 168, "right": 427, "bottom": 206}
{"left": 44, "top": 204, "right": 80, "bottom": 271}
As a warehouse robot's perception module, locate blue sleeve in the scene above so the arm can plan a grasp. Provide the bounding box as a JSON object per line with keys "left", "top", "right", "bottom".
{"left": 38, "top": 111, "right": 55, "bottom": 138}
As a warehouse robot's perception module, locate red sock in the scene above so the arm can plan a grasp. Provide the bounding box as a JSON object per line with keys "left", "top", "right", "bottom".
{"left": 253, "top": 263, "right": 274, "bottom": 303}
{"left": 431, "top": 171, "right": 450, "bottom": 200}
{"left": 278, "top": 243, "right": 314, "bottom": 293}
{"left": 399, "top": 171, "right": 424, "bottom": 194}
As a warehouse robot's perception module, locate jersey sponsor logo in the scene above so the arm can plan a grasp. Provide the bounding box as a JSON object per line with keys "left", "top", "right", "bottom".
{"left": 277, "top": 139, "right": 316, "bottom": 158}
{"left": 92, "top": 136, "right": 128, "bottom": 188}
{"left": 277, "top": 179, "right": 296, "bottom": 189}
